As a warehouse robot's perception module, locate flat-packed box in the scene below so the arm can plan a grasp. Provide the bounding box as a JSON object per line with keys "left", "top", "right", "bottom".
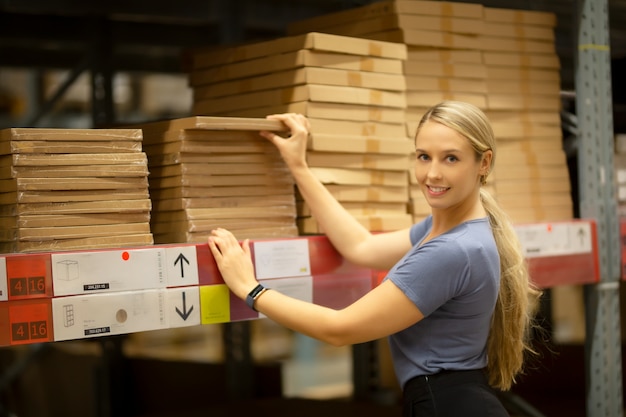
{"left": 486, "top": 94, "right": 561, "bottom": 111}
{"left": 403, "top": 61, "right": 486, "bottom": 78}
{"left": 368, "top": 28, "right": 480, "bottom": 50}
{"left": 308, "top": 13, "right": 484, "bottom": 38}
{"left": 483, "top": 7, "right": 556, "bottom": 27}
{"left": 486, "top": 66, "right": 560, "bottom": 82}
{"left": 191, "top": 50, "right": 403, "bottom": 86}
{"left": 194, "top": 84, "right": 406, "bottom": 115}
{"left": 299, "top": 213, "right": 412, "bottom": 234}
{"left": 308, "top": 133, "right": 413, "bottom": 155}
{"left": 407, "top": 91, "right": 486, "bottom": 109}
{"left": 406, "top": 75, "right": 488, "bottom": 94}
{"left": 323, "top": 184, "right": 409, "bottom": 203}
{"left": 51, "top": 289, "right": 170, "bottom": 341}
{"left": 287, "top": 1, "right": 484, "bottom": 35}
{"left": 309, "top": 118, "right": 407, "bottom": 138}
{"left": 486, "top": 79, "right": 560, "bottom": 96}
{"left": 307, "top": 151, "right": 411, "bottom": 171}
{"left": 311, "top": 167, "right": 408, "bottom": 187}
{"left": 482, "top": 21, "right": 555, "bottom": 41}
{"left": 193, "top": 67, "right": 406, "bottom": 98}
{"left": 483, "top": 52, "right": 560, "bottom": 69}
{"left": 192, "top": 31, "right": 407, "bottom": 69}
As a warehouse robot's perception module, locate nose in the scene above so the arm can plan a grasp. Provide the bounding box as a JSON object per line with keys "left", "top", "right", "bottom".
{"left": 426, "top": 161, "right": 442, "bottom": 180}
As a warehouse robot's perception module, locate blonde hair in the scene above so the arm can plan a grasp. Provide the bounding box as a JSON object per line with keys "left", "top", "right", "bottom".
{"left": 417, "top": 101, "right": 542, "bottom": 391}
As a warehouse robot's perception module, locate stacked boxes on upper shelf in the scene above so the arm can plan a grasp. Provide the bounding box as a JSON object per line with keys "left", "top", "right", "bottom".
{"left": 480, "top": 7, "right": 571, "bottom": 223}
{"left": 136, "top": 116, "right": 299, "bottom": 243}
{"left": 0, "top": 128, "right": 153, "bottom": 253}
{"left": 188, "top": 32, "right": 413, "bottom": 234}
{"left": 287, "top": 0, "right": 574, "bottom": 225}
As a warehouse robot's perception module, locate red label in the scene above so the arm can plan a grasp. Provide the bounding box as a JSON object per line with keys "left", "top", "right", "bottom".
{"left": 0, "top": 300, "right": 53, "bottom": 346}
{"left": 6, "top": 254, "right": 52, "bottom": 299}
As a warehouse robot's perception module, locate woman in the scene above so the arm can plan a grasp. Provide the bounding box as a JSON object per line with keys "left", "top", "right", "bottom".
{"left": 208, "top": 101, "right": 542, "bottom": 416}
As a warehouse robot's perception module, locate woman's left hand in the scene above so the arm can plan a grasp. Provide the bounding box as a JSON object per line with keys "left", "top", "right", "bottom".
{"left": 208, "top": 228, "right": 258, "bottom": 300}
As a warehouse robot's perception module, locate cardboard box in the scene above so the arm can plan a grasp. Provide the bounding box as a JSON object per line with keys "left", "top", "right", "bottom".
{"left": 491, "top": 164, "right": 570, "bottom": 180}
{"left": 309, "top": 118, "right": 407, "bottom": 138}
{"left": 51, "top": 289, "right": 170, "bottom": 341}
{"left": 287, "top": 0, "right": 484, "bottom": 35}
{"left": 299, "top": 212, "right": 412, "bottom": 233}
{"left": 12, "top": 199, "right": 152, "bottom": 215}
{"left": 308, "top": 133, "right": 413, "bottom": 155}
{"left": 501, "top": 205, "right": 574, "bottom": 223}
{"left": 483, "top": 52, "right": 560, "bottom": 69}
{"left": 406, "top": 75, "right": 488, "bottom": 94}
{"left": 323, "top": 184, "right": 409, "bottom": 203}
{"left": 148, "top": 162, "right": 290, "bottom": 178}
{"left": 311, "top": 167, "right": 408, "bottom": 187}
{"left": 10, "top": 189, "right": 149, "bottom": 204}
{"left": 205, "top": 101, "right": 407, "bottom": 123}
{"left": 193, "top": 67, "right": 406, "bottom": 98}
{"left": 367, "top": 28, "right": 480, "bottom": 50}
{"left": 190, "top": 50, "right": 403, "bottom": 86}
{"left": 478, "top": 36, "right": 555, "bottom": 54}
{"left": 306, "top": 13, "right": 484, "bottom": 38}
{"left": 483, "top": 7, "right": 557, "bottom": 27}
{"left": 407, "top": 91, "right": 486, "bottom": 109}
{"left": 487, "top": 79, "right": 560, "bottom": 96}
{"left": 403, "top": 61, "right": 486, "bottom": 78}
{"left": 15, "top": 177, "right": 149, "bottom": 191}
{"left": 485, "top": 110, "right": 561, "bottom": 126}
{"left": 491, "top": 122, "right": 562, "bottom": 139}
{"left": 482, "top": 21, "right": 555, "bottom": 41}
{"left": 16, "top": 223, "right": 151, "bottom": 241}
{"left": 307, "top": 151, "right": 411, "bottom": 171}
{"left": 492, "top": 179, "right": 571, "bottom": 195}
{"left": 150, "top": 184, "right": 294, "bottom": 199}
{"left": 486, "top": 94, "right": 561, "bottom": 111}
{"left": 407, "top": 48, "right": 482, "bottom": 63}
{"left": 154, "top": 194, "right": 295, "bottom": 211}
{"left": 497, "top": 148, "right": 566, "bottom": 166}
{"left": 192, "top": 31, "right": 407, "bottom": 70}
{"left": 9, "top": 233, "right": 154, "bottom": 253}
{"left": 486, "top": 66, "right": 560, "bottom": 82}
{"left": 0, "top": 128, "right": 142, "bottom": 142}
{"left": 193, "top": 84, "right": 407, "bottom": 115}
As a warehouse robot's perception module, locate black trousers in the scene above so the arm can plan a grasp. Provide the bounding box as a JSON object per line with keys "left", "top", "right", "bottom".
{"left": 403, "top": 369, "right": 509, "bottom": 417}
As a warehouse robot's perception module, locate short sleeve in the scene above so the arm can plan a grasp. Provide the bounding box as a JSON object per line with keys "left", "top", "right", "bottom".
{"left": 388, "top": 238, "right": 470, "bottom": 317}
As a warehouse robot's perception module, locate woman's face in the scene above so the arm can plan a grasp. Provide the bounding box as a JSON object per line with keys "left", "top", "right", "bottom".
{"left": 414, "top": 120, "right": 490, "bottom": 213}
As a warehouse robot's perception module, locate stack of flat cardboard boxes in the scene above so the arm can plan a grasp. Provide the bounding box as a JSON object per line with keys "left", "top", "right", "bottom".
{"left": 188, "top": 32, "right": 413, "bottom": 233}
{"left": 137, "top": 116, "right": 298, "bottom": 243}
{"left": 287, "top": 0, "right": 574, "bottom": 225}
{"left": 287, "top": 1, "right": 488, "bottom": 224}
{"left": 0, "top": 128, "right": 153, "bottom": 252}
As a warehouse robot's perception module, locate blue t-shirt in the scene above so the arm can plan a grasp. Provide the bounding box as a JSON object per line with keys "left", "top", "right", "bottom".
{"left": 386, "top": 216, "right": 500, "bottom": 388}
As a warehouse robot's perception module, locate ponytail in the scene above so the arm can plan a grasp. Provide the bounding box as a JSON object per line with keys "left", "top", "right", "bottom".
{"left": 480, "top": 188, "right": 542, "bottom": 390}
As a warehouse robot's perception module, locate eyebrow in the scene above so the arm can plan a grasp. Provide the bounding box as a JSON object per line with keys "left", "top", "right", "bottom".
{"left": 415, "top": 148, "right": 462, "bottom": 153}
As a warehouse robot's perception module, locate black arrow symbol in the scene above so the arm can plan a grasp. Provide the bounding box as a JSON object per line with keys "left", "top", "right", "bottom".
{"left": 176, "top": 292, "right": 194, "bottom": 321}
{"left": 174, "top": 253, "right": 189, "bottom": 278}
{"left": 577, "top": 227, "right": 586, "bottom": 245}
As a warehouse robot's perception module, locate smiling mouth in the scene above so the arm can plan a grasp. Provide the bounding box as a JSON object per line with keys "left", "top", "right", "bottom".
{"left": 427, "top": 185, "right": 449, "bottom": 194}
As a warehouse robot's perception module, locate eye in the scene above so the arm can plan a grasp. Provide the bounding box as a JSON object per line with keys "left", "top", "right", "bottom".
{"left": 417, "top": 153, "right": 429, "bottom": 161}
{"left": 446, "top": 155, "right": 459, "bottom": 163}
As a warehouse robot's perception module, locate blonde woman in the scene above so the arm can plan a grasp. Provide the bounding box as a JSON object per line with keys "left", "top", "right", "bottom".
{"left": 208, "top": 101, "right": 542, "bottom": 417}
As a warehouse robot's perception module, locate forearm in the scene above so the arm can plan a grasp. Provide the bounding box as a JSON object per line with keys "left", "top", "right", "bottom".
{"left": 252, "top": 287, "right": 355, "bottom": 346}
{"left": 290, "top": 164, "right": 372, "bottom": 264}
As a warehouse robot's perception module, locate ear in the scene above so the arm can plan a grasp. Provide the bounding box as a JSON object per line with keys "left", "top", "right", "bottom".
{"left": 479, "top": 150, "right": 493, "bottom": 176}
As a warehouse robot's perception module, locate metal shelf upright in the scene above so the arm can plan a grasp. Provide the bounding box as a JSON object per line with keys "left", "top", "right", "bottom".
{"left": 575, "top": 0, "right": 623, "bottom": 415}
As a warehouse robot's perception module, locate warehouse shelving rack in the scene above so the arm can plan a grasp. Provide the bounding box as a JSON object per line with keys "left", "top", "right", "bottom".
{"left": 0, "top": 0, "right": 623, "bottom": 416}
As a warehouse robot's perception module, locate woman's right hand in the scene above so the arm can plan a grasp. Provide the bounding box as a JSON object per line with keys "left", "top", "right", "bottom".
{"left": 260, "top": 113, "right": 311, "bottom": 171}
